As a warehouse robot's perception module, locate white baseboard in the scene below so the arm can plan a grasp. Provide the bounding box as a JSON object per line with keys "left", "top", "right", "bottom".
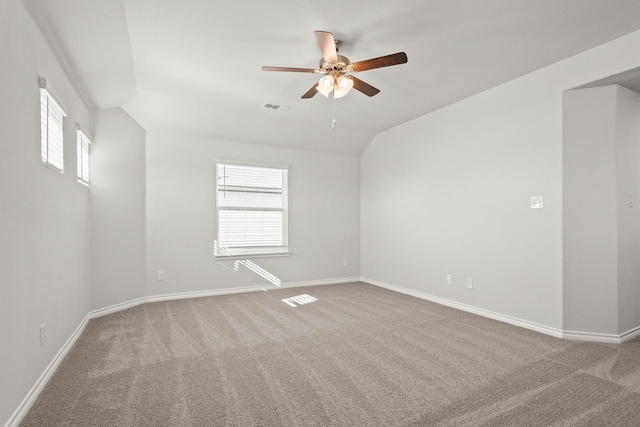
{"left": 620, "top": 325, "right": 640, "bottom": 343}
{"left": 360, "top": 276, "right": 640, "bottom": 345}
{"left": 361, "top": 276, "right": 566, "bottom": 340}
{"left": 4, "top": 276, "right": 360, "bottom": 427}
{"left": 88, "top": 296, "right": 149, "bottom": 319}
{"left": 564, "top": 326, "right": 640, "bottom": 344}
{"left": 144, "top": 277, "right": 361, "bottom": 304}
{"left": 562, "top": 330, "right": 623, "bottom": 344}
{"left": 5, "top": 313, "right": 91, "bottom": 427}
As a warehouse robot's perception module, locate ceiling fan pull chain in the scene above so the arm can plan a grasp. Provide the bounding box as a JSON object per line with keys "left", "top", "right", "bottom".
{"left": 331, "top": 90, "right": 336, "bottom": 130}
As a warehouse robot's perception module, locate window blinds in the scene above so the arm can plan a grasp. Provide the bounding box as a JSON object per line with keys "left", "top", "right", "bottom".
{"left": 39, "top": 78, "right": 67, "bottom": 173}
{"left": 76, "top": 128, "right": 91, "bottom": 186}
{"left": 216, "top": 163, "right": 288, "bottom": 251}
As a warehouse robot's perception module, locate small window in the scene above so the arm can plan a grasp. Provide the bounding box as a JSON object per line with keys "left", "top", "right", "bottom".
{"left": 216, "top": 162, "right": 289, "bottom": 258}
{"left": 39, "top": 77, "right": 67, "bottom": 173}
{"left": 76, "top": 126, "right": 91, "bottom": 186}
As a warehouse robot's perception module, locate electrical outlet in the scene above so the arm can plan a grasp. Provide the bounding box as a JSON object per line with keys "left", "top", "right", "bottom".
{"left": 40, "top": 324, "right": 46, "bottom": 346}
{"left": 467, "top": 278, "right": 473, "bottom": 289}
{"left": 343, "top": 259, "right": 348, "bottom": 268}
{"left": 446, "top": 274, "right": 453, "bottom": 285}
{"left": 158, "top": 270, "right": 165, "bottom": 281}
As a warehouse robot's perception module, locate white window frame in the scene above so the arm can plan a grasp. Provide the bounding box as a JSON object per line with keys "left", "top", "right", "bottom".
{"left": 215, "top": 161, "right": 290, "bottom": 259}
{"left": 39, "top": 77, "right": 68, "bottom": 173}
{"left": 76, "top": 125, "right": 92, "bottom": 186}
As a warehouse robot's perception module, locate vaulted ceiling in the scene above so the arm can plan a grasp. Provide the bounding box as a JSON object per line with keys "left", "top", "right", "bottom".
{"left": 24, "top": 0, "right": 640, "bottom": 156}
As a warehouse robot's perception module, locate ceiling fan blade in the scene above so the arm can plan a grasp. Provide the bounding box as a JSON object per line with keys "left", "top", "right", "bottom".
{"left": 350, "top": 52, "right": 408, "bottom": 72}
{"left": 301, "top": 84, "right": 319, "bottom": 99}
{"left": 315, "top": 31, "right": 338, "bottom": 63}
{"left": 348, "top": 76, "right": 380, "bottom": 97}
{"left": 262, "top": 66, "right": 319, "bottom": 73}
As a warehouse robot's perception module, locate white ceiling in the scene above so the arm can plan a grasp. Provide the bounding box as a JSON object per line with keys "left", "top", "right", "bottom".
{"left": 23, "top": 0, "right": 640, "bottom": 156}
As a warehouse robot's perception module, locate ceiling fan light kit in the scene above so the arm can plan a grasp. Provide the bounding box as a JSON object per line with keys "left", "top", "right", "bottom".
{"left": 317, "top": 75, "right": 354, "bottom": 98}
{"left": 262, "top": 30, "right": 408, "bottom": 127}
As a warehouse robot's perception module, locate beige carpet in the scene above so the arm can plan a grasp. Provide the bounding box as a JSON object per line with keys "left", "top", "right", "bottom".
{"left": 20, "top": 282, "right": 640, "bottom": 426}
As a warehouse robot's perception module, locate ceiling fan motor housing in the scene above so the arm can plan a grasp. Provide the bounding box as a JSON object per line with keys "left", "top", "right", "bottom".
{"left": 319, "top": 55, "right": 351, "bottom": 76}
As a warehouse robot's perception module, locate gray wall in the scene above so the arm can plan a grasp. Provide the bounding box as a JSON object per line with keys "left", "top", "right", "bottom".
{"left": 361, "top": 72, "right": 565, "bottom": 330}
{"left": 563, "top": 85, "right": 640, "bottom": 336}
{"left": 0, "top": 0, "right": 92, "bottom": 423}
{"left": 90, "top": 108, "right": 147, "bottom": 311}
{"left": 615, "top": 86, "right": 640, "bottom": 334}
{"left": 361, "top": 30, "right": 640, "bottom": 333}
{"left": 144, "top": 132, "right": 360, "bottom": 295}
{"left": 563, "top": 86, "right": 619, "bottom": 334}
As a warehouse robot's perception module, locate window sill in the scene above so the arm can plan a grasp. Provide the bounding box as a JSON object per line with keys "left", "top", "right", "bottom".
{"left": 215, "top": 248, "right": 291, "bottom": 261}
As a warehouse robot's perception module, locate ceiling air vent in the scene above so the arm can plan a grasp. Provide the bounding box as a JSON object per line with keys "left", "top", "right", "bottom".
{"left": 262, "top": 103, "right": 290, "bottom": 112}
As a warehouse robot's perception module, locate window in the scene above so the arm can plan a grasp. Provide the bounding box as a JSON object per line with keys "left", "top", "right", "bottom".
{"left": 39, "top": 77, "right": 67, "bottom": 173}
{"left": 216, "top": 162, "right": 289, "bottom": 258}
{"left": 76, "top": 126, "right": 91, "bottom": 186}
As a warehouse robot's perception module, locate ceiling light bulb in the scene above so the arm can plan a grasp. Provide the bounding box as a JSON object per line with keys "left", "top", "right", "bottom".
{"left": 317, "top": 76, "right": 334, "bottom": 97}
{"left": 337, "top": 76, "right": 353, "bottom": 90}
{"left": 333, "top": 76, "right": 354, "bottom": 98}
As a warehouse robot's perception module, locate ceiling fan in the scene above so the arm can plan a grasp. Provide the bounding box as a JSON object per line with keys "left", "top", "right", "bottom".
{"left": 262, "top": 31, "right": 408, "bottom": 99}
